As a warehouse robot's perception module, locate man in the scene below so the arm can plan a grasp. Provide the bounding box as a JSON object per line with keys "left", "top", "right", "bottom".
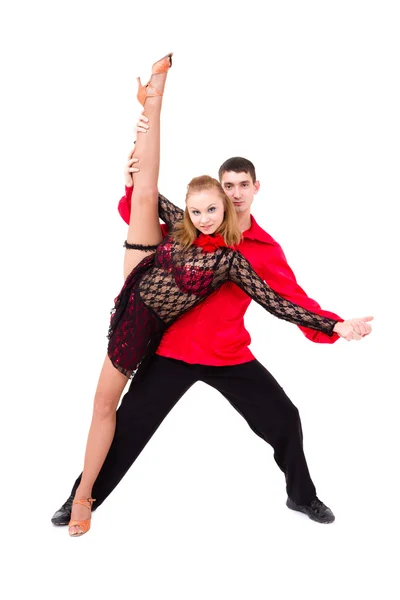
{"left": 52, "top": 151, "right": 371, "bottom": 526}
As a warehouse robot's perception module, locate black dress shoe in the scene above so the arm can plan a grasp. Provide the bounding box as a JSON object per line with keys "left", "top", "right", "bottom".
{"left": 286, "top": 497, "right": 335, "bottom": 524}
{"left": 51, "top": 494, "right": 74, "bottom": 526}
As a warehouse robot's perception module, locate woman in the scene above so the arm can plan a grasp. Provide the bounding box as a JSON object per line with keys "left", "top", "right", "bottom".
{"left": 68, "top": 53, "right": 366, "bottom": 537}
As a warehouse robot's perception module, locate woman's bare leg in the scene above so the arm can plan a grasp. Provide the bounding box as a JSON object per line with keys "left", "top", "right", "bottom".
{"left": 69, "top": 356, "right": 128, "bottom": 534}
{"left": 124, "top": 64, "right": 171, "bottom": 279}
{"left": 69, "top": 60, "right": 172, "bottom": 534}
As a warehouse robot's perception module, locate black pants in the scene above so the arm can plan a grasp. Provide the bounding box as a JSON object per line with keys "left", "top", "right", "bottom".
{"left": 72, "top": 357, "right": 316, "bottom": 506}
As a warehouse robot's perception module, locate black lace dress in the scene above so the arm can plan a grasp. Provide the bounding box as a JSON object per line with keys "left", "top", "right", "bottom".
{"left": 107, "top": 195, "right": 338, "bottom": 377}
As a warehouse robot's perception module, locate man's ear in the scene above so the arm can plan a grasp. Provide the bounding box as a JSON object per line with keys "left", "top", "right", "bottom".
{"left": 254, "top": 180, "right": 260, "bottom": 195}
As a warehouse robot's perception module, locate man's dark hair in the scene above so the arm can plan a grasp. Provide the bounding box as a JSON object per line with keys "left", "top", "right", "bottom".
{"left": 218, "top": 157, "right": 257, "bottom": 183}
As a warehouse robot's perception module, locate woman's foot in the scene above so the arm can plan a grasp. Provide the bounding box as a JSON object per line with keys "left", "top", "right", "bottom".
{"left": 68, "top": 496, "right": 95, "bottom": 537}
{"left": 137, "top": 53, "right": 173, "bottom": 106}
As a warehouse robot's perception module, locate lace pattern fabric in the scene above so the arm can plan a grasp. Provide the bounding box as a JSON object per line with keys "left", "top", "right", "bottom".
{"left": 158, "top": 193, "right": 184, "bottom": 227}
{"left": 108, "top": 194, "right": 336, "bottom": 376}
{"left": 108, "top": 234, "right": 337, "bottom": 377}
{"left": 228, "top": 251, "right": 336, "bottom": 333}
{"left": 155, "top": 193, "right": 335, "bottom": 333}
{"left": 108, "top": 254, "right": 167, "bottom": 377}
{"left": 139, "top": 236, "right": 336, "bottom": 334}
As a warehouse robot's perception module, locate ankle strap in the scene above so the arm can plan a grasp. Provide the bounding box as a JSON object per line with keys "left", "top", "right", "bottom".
{"left": 73, "top": 497, "right": 96, "bottom": 509}
{"left": 145, "top": 84, "right": 163, "bottom": 98}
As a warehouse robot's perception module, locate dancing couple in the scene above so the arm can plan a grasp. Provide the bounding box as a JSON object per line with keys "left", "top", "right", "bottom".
{"left": 56, "top": 53, "right": 372, "bottom": 536}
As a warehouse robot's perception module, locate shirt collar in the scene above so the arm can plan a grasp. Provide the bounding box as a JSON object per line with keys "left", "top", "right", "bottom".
{"left": 242, "top": 215, "right": 277, "bottom": 245}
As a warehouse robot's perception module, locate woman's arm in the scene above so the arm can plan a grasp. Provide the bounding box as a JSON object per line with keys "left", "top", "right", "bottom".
{"left": 228, "top": 250, "right": 338, "bottom": 335}
{"left": 158, "top": 193, "right": 184, "bottom": 227}
{"left": 228, "top": 251, "right": 372, "bottom": 339}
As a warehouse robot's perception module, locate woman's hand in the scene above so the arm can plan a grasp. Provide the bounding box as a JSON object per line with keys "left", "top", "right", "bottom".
{"left": 124, "top": 147, "right": 139, "bottom": 187}
{"left": 333, "top": 316, "right": 374, "bottom": 341}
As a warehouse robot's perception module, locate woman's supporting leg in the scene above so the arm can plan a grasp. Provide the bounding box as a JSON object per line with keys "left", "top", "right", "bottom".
{"left": 69, "top": 356, "right": 128, "bottom": 535}
{"left": 124, "top": 56, "right": 172, "bottom": 279}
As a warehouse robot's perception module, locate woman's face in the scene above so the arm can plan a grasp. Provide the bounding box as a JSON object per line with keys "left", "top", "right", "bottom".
{"left": 187, "top": 189, "right": 225, "bottom": 234}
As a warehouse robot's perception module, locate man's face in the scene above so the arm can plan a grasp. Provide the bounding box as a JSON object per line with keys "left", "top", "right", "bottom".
{"left": 220, "top": 171, "right": 260, "bottom": 215}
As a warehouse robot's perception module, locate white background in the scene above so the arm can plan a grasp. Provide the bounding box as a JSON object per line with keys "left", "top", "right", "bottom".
{"left": 1, "top": 0, "right": 399, "bottom": 598}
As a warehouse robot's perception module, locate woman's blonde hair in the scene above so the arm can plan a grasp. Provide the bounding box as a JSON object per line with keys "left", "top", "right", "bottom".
{"left": 173, "top": 175, "right": 242, "bottom": 250}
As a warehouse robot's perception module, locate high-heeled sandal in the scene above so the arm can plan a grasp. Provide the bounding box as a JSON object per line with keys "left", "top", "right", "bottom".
{"left": 68, "top": 497, "right": 96, "bottom": 537}
{"left": 137, "top": 52, "right": 173, "bottom": 107}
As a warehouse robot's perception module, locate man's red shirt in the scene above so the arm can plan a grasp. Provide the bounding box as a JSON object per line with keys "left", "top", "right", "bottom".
{"left": 119, "top": 187, "right": 341, "bottom": 366}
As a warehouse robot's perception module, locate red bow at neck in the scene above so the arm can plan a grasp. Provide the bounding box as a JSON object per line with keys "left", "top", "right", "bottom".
{"left": 193, "top": 233, "right": 229, "bottom": 253}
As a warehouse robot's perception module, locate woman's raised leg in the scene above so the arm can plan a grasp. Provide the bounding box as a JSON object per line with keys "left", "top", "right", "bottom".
{"left": 68, "top": 55, "right": 173, "bottom": 535}
{"left": 124, "top": 53, "right": 173, "bottom": 279}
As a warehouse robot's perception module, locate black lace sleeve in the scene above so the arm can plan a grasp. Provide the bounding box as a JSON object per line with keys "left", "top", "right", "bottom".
{"left": 158, "top": 193, "right": 184, "bottom": 227}
{"left": 228, "top": 251, "right": 337, "bottom": 335}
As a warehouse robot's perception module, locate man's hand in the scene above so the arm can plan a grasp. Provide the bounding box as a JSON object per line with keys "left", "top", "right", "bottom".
{"left": 135, "top": 111, "right": 149, "bottom": 134}
{"left": 124, "top": 148, "right": 139, "bottom": 187}
{"left": 333, "top": 316, "right": 374, "bottom": 341}
{"left": 124, "top": 113, "right": 149, "bottom": 186}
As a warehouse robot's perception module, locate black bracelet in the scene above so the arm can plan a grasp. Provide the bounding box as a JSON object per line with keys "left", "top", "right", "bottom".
{"left": 123, "top": 241, "right": 159, "bottom": 250}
